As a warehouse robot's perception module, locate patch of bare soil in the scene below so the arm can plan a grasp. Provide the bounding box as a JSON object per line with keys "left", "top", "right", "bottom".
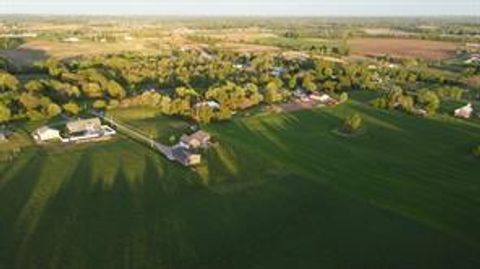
{"left": 349, "top": 38, "right": 459, "bottom": 60}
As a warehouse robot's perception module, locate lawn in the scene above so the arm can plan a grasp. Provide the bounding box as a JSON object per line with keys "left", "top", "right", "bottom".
{"left": 1, "top": 96, "right": 480, "bottom": 268}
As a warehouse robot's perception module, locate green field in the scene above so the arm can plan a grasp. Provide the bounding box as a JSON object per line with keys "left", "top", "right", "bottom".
{"left": 1, "top": 95, "right": 480, "bottom": 268}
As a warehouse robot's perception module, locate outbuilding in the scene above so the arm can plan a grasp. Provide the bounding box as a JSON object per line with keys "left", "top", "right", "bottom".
{"left": 180, "top": 130, "right": 211, "bottom": 149}
{"left": 172, "top": 147, "right": 201, "bottom": 166}
{"left": 454, "top": 103, "right": 474, "bottom": 119}
{"left": 66, "top": 118, "right": 102, "bottom": 135}
{"left": 32, "top": 126, "right": 61, "bottom": 142}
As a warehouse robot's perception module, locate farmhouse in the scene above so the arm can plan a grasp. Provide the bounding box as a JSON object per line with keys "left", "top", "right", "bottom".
{"left": 65, "top": 118, "right": 116, "bottom": 142}
{"left": 454, "top": 103, "right": 474, "bottom": 119}
{"left": 171, "top": 146, "right": 201, "bottom": 166}
{"left": 180, "top": 130, "right": 211, "bottom": 149}
{"left": 32, "top": 126, "right": 61, "bottom": 142}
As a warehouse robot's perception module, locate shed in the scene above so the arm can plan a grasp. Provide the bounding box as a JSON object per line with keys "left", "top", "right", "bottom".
{"left": 172, "top": 147, "right": 201, "bottom": 166}
{"left": 33, "top": 126, "right": 61, "bottom": 142}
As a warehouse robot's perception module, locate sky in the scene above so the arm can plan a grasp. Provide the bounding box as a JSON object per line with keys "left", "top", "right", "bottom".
{"left": 0, "top": 0, "right": 479, "bottom": 16}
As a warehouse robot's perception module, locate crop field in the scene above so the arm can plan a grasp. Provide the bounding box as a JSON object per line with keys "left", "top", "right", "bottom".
{"left": 1, "top": 93, "right": 480, "bottom": 268}
{"left": 0, "top": 39, "right": 168, "bottom": 66}
{"left": 349, "top": 38, "right": 459, "bottom": 60}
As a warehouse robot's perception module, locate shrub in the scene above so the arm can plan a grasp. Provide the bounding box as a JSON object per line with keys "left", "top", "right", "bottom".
{"left": 370, "top": 97, "right": 387, "bottom": 109}
{"left": 473, "top": 145, "right": 480, "bottom": 158}
{"left": 339, "top": 92, "right": 349, "bottom": 103}
{"left": 343, "top": 113, "right": 363, "bottom": 133}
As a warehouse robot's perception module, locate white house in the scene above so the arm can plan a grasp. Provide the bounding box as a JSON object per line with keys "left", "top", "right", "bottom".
{"left": 194, "top": 101, "right": 220, "bottom": 110}
{"left": 310, "top": 94, "right": 332, "bottom": 103}
{"left": 454, "top": 103, "right": 474, "bottom": 119}
{"left": 32, "top": 126, "right": 61, "bottom": 142}
{"left": 464, "top": 55, "right": 480, "bottom": 64}
{"left": 0, "top": 131, "right": 7, "bottom": 142}
{"left": 63, "top": 37, "right": 80, "bottom": 43}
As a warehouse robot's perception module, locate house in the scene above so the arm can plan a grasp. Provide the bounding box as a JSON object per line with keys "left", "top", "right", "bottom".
{"left": 412, "top": 108, "right": 428, "bottom": 117}
{"left": 63, "top": 37, "right": 80, "bottom": 43}
{"left": 310, "top": 93, "right": 331, "bottom": 102}
{"left": 233, "top": 64, "right": 244, "bottom": 69}
{"left": 464, "top": 54, "right": 480, "bottom": 64}
{"left": 66, "top": 118, "right": 102, "bottom": 135}
{"left": 454, "top": 103, "right": 474, "bottom": 119}
{"left": 32, "top": 126, "right": 61, "bottom": 142}
{"left": 194, "top": 101, "right": 220, "bottom": 110}
{"left": 172, "top": 147, "right": 201, "bottom": 166}
{"left": 0, "top": 130, "right": 7, "bottom": 142}
{"left": 310, "top": 93, "right": 339, "bottom": 106}
{"left": 180, "top": 130, "right": 211, "bottom": 149}
{"left": 65, "top": 117, "right": 116, "bottom": 142}
{"left": 271, "top": 67, "right": 285, "bottom": 77}
{"left": 293, "top": 89, "right": 310, "bottom": 102}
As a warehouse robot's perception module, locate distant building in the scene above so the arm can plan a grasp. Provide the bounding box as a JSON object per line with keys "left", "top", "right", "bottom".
{"left": 0, "top": 130, "right": 7, "bottom": 142}
{"left": 63, "top": 37, "right": 80, "bottom": 43}
{"left": 466, "top": 43, "right": 480, "bottom": 53}
{"left": 309, "top": 93, "right": 339, "bottom": 106}
{"left": 194, "top": 101, "right": 220, "bottom": 110}
{"left": 464, "top": 54, "right": 480, "bottom": 64}
{"left": 271, "top": 67, "right": 285, "bottom": 77}
{"left": 171, "top": 147, "right": 201, "bottom": 166}
{"left": 66, "top": 118, "right": 102, "bottom": 135}
{"left": 32, "top": 126, "right": 61, "bottom": 142}
{"left": 454, "top": 103, "right": 474, "bottom": 119}
{"left": 65, "top": 117, "right": 116, "bottom": 142}
{"left": 180, "top": 130, "right": 211, "bottom": 149}
{"left": 412, "top": 108, "right": 428, "bottom": 117}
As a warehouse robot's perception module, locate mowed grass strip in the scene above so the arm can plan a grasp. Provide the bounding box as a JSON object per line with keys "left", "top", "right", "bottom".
{"left": 1, "top": 96, "right": 480, "bottom": 268}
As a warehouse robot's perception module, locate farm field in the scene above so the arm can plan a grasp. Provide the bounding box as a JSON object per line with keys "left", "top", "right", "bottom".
{"left": 349, "top": 38, "right": 459, "bottom": 60}
{"left": 1, "top": 94, "right": 480, "bottom": 268}
{"left": 0, "top": 39, "right": 168, "bottom": 66}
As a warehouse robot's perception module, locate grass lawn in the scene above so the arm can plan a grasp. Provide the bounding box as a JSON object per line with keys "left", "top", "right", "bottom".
{"left": 1, "top": 95, "right": 480, "bottom": 268}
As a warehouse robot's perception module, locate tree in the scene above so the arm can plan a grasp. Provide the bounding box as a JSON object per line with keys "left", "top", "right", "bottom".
{"left": 0, "top": 103, "right": 11, "bottom": 123}
{"left": 302, "top": 74, "right": 317, "bottom": 93}
{"left": 63, "top": 102, "right": 81, "bottom": 115}
{"left": 343, "top": 113, "right": 363, "bottom": 133}
{"left": 193, "top": 105, "right": 214, "bottom": 124}
{"left": 216, "top": 107, "right": 232, "bottom": 121}
{"left": 106, "top": 80, "right": 126, "bottom": 99}
{"left": 473, "top": 145, "right": 480, "bottom": 158}
{"left": 25, "top": 80, "right": 45, "bottom": 92}
{"left": 322, "top": 80, "right": 337, "bottom": 93}
{"left": 45, "top": 103, "right": 62, "bottom": 118}
{"left": 264, "top": 81, "right": 283, "bottom": 104}
{"left": 397, "top": 95, "right": 414, "bottom": 113}
{"left": 288, "top": 76, "right": 297, "bottom": 90}
{"left": 82, "top": 83, "right": 103, "bottom": 98}
{"left": 370, "top": 97, "right": 387, "bottom": 109}
{"left": 92, "top": 100, "right": 107, "bottom": 110}
{"left": 339, "top": 92, "right": 349, "bottom": 103}
{"left": 0, "top": 72, "right": 19, "bottom": 92}
{"left": 19, "top": 93, "right": 41, "bottom": 110}
{"left": 417, "top": 89, "right": 440, "bottom": 115}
